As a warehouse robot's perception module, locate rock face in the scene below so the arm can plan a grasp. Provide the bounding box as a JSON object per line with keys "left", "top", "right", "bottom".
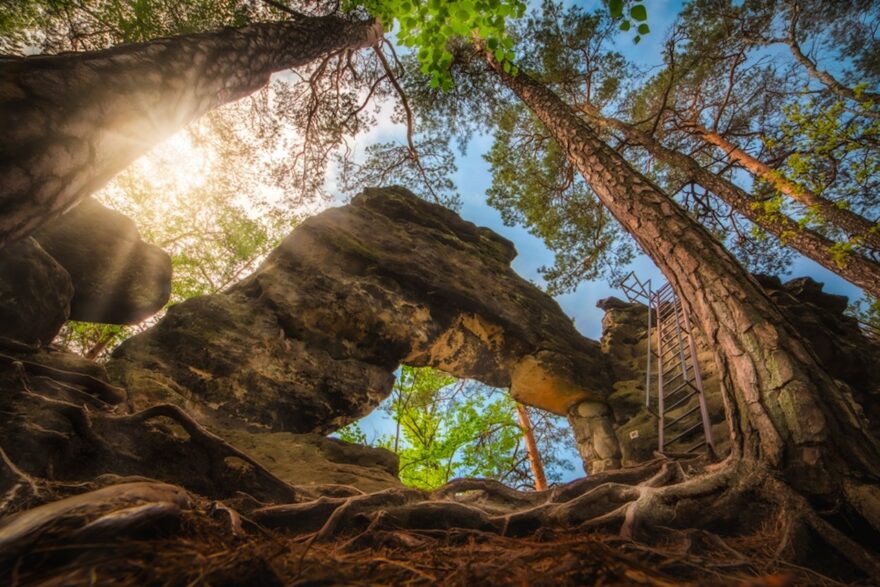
{"left": 0, "top": 237, "right": 73, "bottom": 344}
{"left": 108, "top": 187, "right": 613, "bottom": 440}
{"left": 220, "top": 430, "right": 401, "bottom": 492}
{"left": 598, "top": 275, "right": 880, "bottom": 468}
{"left": 33, "top": 198, "right": 172, "bottom": 324}
{"left": 0, "top": 345, "right": 401, "bottom": 501}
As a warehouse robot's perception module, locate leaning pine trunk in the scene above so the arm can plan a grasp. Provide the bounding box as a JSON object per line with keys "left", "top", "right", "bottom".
{"left": 692, "top": 124, "right": 880, "bottom": 251}
{"left": 578, "top": 104, "right": 880, "bottom": 297}
{"left": 0, "top": 15, "right": 381, "bottom": 246}
{"left": 486, "top": 56, "right": 880, "bottom": 500}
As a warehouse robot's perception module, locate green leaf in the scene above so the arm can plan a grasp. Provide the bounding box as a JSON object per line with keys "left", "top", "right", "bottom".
{"left": 637, "top": 23, "right": 649, "bottom": 34}
{"left": 609, "top": 0, "right": 624, "bottom": 18}
{"left": 620, "top": 20, "right": 630, "bottom": 31}
{"left": 630, "top": 4, "right": 647, "bottom": 21}
{"left": 495, "top": 48, "right": 505, "bottom": 62}
{"left": 633, "top": 35, "right": 641, "bottom": 44}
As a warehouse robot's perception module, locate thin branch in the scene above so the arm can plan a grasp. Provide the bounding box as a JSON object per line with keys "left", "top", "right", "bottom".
{"left": 372, "top": 41, "right": 442, "bottom": 203}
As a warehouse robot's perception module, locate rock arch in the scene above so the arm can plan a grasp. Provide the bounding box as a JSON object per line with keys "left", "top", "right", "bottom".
{"left": 108, "top": 187, "right": 621, "bottom": 470}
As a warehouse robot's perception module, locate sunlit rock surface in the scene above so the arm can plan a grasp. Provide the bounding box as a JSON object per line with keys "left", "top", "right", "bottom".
{"left": 33, "top": 198, "right": 172, "bottom": 324}
{"left": 108, "top": 186, "right": 613, "bottom": 436}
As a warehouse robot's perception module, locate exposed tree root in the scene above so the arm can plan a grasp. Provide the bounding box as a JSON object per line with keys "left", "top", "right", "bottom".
{"left": 0, "top": 447, "right": 44, "bottom": 517}
{"left": 0, "top": 352, "right": 125, "bottom": 405}
{"left": 0, "top": 480, "right": 849, "bottom": 587}
{"left": 109, "top": 404, "right": 297, "bottom": 503}
{"left": 1, "top": 351, "right": 878, "bottom": 584}
{"left": 0, "top": 482, "right": 190, "bottom": 562}
{"left": 0, "top": 357, "right": 298, "bottom": 513}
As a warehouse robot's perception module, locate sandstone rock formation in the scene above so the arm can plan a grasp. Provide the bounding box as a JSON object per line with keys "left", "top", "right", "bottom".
{"left": 0, "top": 197, "right": 171, "bottom": 348}
{"left": 108, "top": 187, "right": 614, "bottom": 446}
{"left": 596, "top": 276, "right": 880, "bottom": 468}
{"left": 0, "top": 343, "right": 401, "bottom": 504}
{"left": 0, "top": 237, "right": 73, "bottom": 345}
{"left": 33, "top": 198, "right": 172, "bottom": 324}
{"left": 220, "top": 430, "right": 401, "bottom": 492}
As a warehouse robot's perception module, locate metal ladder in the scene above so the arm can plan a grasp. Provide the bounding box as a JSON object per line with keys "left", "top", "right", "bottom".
{"left": 618, "top": 272, "right": 716, "bottom": 456}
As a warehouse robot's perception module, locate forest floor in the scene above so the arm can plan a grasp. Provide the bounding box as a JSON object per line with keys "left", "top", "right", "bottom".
{"left": 5, "top": 505, "right": 861, "bottom": 587}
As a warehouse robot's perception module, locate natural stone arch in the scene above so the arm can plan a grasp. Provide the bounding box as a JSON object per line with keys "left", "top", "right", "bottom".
{"left": 108, "top": 187, "right": 621, "bottom": 471}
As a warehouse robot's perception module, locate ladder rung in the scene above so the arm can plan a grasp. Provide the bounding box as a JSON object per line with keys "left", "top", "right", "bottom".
{"left": 686, "top": 439, "right": 706, "bottom": 453}
{"left": 658, "top": 318, "right": 686, "bottom": 332}
{"left": 655, "top": 295, "right": 675, "bottom": 307}
{"left": 658, "top": 345, "right": 681, "bottom": 360}
{"left": 662, "top": 370, "right": 686, "bottom": 387}
{"left": 659, "top": 332, "right": 683, "bottom": 346}
{"left": 664, "top": 422, "right": 702, "bottom": 447}
{"left": 666, "top": 404, "right": 700, "bottom": 429}
{"left": 665, "top": 387, "right": 698, "bottom": 411}
{"left": 658, "top": 323, "right": 684, "bottom": 337}
{"left": 661, "top": 362, "right": 687, "bottom": 379}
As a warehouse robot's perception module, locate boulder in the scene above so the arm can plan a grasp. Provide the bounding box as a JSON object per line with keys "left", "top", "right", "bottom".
{"left": 108, "top": 187, "right": 613, "bottom": 439}
{"left": 0, "top": 237, "right": 73, "bottom": 345}
{"left": 218, "top": 430, "right": 401, "bottom": 492}
{"left": 33, "top": 198, "right": 172, "bottom": 324}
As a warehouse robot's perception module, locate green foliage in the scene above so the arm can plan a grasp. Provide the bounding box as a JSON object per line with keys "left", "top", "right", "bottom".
{"left": 53, "top": 91, "right": 308, "bottom": 358}
{"left": 0, "top": 0, "right": 263, "bottom": 53}
{"left": 850, "top": 295, "right": 880, "bottom": 339}
{"left": 607, "top": 0, "right": 649, "bottom": 44}
{"left": 349, "top": 0, "right": 525, "bottom": 89}
{"left": 336, "top": 422, "right": 369, "bottom": 445}
{"left": 773, "top": 96, "right": 880, "bottom": 232}
{"left": 473, "top": 3, "right": 635, "bottom": 294}
{"left": 339, "top": 366, "right": 575, "bottom": 490}
{"left": 53, "top": 321, "right": 128, "bottom": 360}
{"left": 102, "top": 101, "right": 304, "bottom": 301}
{"left": 486, "top": 104, "right": 634, "bottom": 294}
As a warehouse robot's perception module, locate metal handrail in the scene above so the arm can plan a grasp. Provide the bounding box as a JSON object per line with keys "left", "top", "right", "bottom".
{"left": 618, "top": 272, "right": 715, "bottom": 457}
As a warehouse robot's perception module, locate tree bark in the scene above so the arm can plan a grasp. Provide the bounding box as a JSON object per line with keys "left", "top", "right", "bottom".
{"left": 487, "top": 58, "right": 880, "bottom": 497}
{"left": 514, "top": 403, "right": 548, "bottom": 491}
{"left": 578, "top": 104, "right": 880, "bottom": 297}
{"left": 0, "top": 15, "right": 382, "bottom": 247}
{"left": 690, "top": 124, "right": 880, "bottom": 251}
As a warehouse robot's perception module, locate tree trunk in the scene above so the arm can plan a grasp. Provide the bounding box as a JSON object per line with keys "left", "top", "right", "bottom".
{"left": 579, "top": 104, "right": 880, "bottom": 297}
{"left": 0, "top": 15, "right": 381, "bottom": 247}
{"left": 691, "top": 124, "right": 880, "bottom": 251}
{"left": 487, "top": 58, "right": 880, "bottom": 499}
{"left": 514, "top": 403, "right": 548, "bottom": 491}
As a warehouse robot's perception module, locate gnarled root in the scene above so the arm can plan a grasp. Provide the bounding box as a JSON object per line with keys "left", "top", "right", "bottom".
{"left": 0, "top": 482, "right": 191, "bottom": 563}
{"left": 0, "top": 446, "right": 44, "bottom": 517}
{"left": 0, "top": 355, "right": 298, "bottom": 508}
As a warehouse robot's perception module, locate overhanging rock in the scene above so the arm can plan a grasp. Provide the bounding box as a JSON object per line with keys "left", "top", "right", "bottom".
{"left": 108, "top": 187, "right": 614, "bottom": 438}
{"left": 33, "top": 198, "right": 172, "bottom": 325}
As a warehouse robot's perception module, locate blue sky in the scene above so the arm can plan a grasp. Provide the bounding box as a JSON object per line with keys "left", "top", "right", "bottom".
{"left": 351, "top": 0, "right": 863, "bottom": 342}
{"left": 339, "top": 0, "right": 866, "bottom": 479}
